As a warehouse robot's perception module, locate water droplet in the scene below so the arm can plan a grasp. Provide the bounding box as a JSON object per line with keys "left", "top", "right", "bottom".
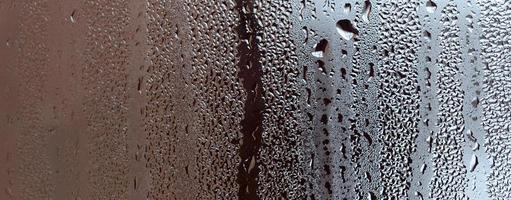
{"left": 426, "top": 0, "right": 437, "bottom": 13}
{"left": 466, "top": 129, "right": 476, "bottom": 142}
{"left": 312, "top": 39, "right": 328, "bottom": 58}
{"left": 70, "top": 10, "right": 76, "bottom": 23}
{"left": 344, "top": 3, "right": 351, "bottom": 13}
{"left": 469, "top": 154, "right": 478, "bottom": 172}
{"left": 415, "top": 191, "right": 423, "bottom": 200}
{"left": 336, "top": 19, "right": 358, "bottom": 40}
{"left": 471, "top": 96, "right": 479, "bottom": 108}
{"left": 472, "top": 142, "right": 480, "bottom": 151}
{"left": 423, "top": 30, "right": 431, "bottom": 41}
{"left": 362, "top": 0, "right": 372, "bottom": 23}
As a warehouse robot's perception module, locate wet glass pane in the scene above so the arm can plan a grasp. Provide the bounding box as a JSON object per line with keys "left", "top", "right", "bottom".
{"left": 0, "top": 0, "right": 509, "bottom": 199}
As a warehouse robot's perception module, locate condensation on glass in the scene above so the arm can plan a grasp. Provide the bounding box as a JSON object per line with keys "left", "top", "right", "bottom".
{"left": 0, "top": 0, "right": 510, "bottom": 199}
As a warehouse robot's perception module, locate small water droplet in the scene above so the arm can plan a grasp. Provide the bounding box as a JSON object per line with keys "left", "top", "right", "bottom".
{"left": 415, "top": 191, "right": 423, "bottom": 200}
{"left": 471, "top": 96, "right": 480, "bottom": 108}
{"left": 469, "top": 154, "right": 478, "bottom": 172}
{"left": 426, "top": 0, "right": 437, "bottom": 13}
{"left": 466, "top": 129, "right": 477, "bottom": 142}
{"left": 472, "top": 142, "right": 480, "bottom": 151}
{"left": 312, "top": 39, "right": 328, "bottom": 58}
{"left": 344, "top": 3, "right": 351, "bottom": 13}
{"left": 362, "top": 0, "right": 372, "bottom": 23}
{"left": 423, "top": 30, "right": 431, "bottom": 41}
{"left": 70, "top": 10, "right": 77, "bottom": 23}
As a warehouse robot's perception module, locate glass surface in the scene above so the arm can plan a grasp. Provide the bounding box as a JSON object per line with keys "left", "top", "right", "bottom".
{"left": 0, "top": 0, "right": 509, "bottom": 199}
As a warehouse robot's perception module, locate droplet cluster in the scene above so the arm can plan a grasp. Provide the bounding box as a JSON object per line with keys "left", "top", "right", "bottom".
{"left": 144, "top": 0, "right": 193, "bottom": 198}
{"left": 82, "top": 0, "right": 131, "bottom": 199}
{"left": 377, "top": 1, "right": 421, "bottom": 199}
{"left": 253, "top": 0, "right": 308, "bottom": 198}
{"left": 479, "top": 0, "right": 511, "bottom": 199}
{"left": 14, "top": 0, "right": 55, "bottom": 199}
{"left": 430, "top": 2, "right": 467, "bottom": 199}
{"left": 186, "top": 0, "right": 245, "bottom": 198}
{"left": 350, "top": 1, "right": 382, "bottom": 199}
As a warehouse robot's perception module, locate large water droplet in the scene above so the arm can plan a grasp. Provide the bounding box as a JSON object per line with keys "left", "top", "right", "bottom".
{"left": 336, "top": 19, "right": 358, "bottom": 40}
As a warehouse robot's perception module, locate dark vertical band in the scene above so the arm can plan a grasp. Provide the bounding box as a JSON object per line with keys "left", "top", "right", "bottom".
{"left": 235, "top": 0, "right": 264, "bottom": 199}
